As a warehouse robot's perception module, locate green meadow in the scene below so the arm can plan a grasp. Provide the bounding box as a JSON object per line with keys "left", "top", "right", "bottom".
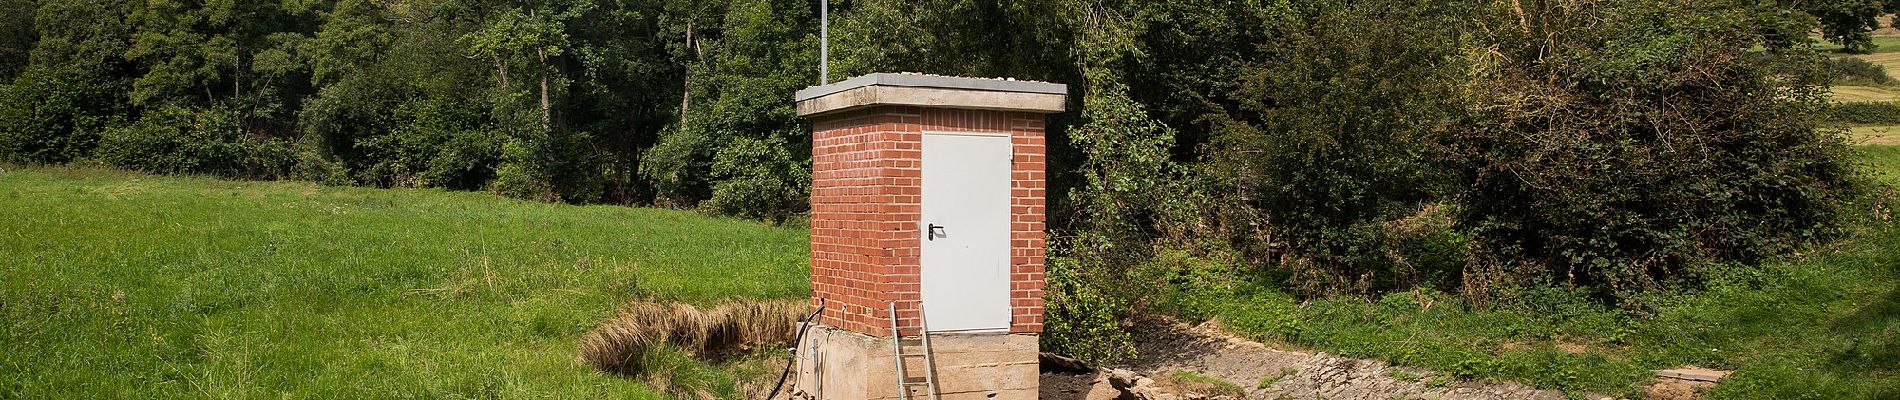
{"left": 0, "top": 167, "right": 808, "bottom": 398}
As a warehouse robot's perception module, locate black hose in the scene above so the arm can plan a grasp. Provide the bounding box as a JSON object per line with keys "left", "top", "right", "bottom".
{"left": 768, "top": 298, "right": 826, "bottom": 399}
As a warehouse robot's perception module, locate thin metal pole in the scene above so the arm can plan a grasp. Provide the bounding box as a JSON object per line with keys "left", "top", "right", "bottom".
{"left": 820, "top": 0, "right": 829, "bottom": 84}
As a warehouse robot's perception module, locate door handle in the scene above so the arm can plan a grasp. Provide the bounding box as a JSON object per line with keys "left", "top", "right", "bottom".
{"left": 926, "top": 224, "right": 945, "bottom": 241}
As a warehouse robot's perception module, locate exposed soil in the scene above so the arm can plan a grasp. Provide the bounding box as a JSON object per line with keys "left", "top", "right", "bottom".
{"left": 1040, "top": 372, "right": 1127, "bottom": 400}
{"left": 1042, "top": 317, "right": 1608, "bottom": 400}
{"left": 1643, "top": 379, "right": 1715, "bottom": 400}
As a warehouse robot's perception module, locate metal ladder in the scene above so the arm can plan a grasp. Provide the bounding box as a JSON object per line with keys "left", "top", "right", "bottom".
{"left": 888, "top": 302, "right": 940, "bottom": 400}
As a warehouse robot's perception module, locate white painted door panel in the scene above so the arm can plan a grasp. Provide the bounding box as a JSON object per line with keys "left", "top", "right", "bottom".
{"left": 920, "top": 132, "right": 1013, "bottom": 332}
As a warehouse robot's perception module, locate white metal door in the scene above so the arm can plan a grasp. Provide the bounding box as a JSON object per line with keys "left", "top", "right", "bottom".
{"left": 920, "top": 131, "right": 1013, "bottom": 332}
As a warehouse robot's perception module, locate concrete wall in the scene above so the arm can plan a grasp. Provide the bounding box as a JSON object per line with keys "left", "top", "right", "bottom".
{"left": 790, "top": 324, "right": 1039, "bottom": 400}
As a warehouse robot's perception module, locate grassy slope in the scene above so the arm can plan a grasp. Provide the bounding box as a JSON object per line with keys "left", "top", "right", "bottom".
{"left": 1830, "top": 85, "right": 1900, "bottom": 103}
{"left": 1815, "top": 35, "right": 1900, "bottom": 54}
{"left": 1850, "top": 125, "right": 1900, "bottom": 146}
{"left": 0, "top": 167, "right": 808, "bottom": 398}
{"left": 1176, "top": 147, "right": 1900, "bottom": 398}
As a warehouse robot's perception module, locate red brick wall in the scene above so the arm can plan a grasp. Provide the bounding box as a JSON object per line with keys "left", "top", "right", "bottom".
{"left": 808, "top": 105, "right": 1047, "bottom": 336}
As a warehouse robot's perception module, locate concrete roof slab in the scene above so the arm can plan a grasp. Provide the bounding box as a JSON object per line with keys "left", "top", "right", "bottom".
{"left": 795, "top": 73, "right": 1069, "bottom": 117}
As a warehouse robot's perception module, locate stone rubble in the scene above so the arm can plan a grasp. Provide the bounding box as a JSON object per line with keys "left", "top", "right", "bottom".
{"left": 1041, "top": 317, "right": 1628, "bottom": 400}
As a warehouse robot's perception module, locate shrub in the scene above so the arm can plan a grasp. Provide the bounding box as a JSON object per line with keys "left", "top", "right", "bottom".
{"left": 1040, "top": 255, "right": 1136, "bottom": 365}
{"left": 292, "top": 149, "right": 352, "bottom": 186}
{"left": 92, "top": 106, "right": 247, "bottom": 176}
{"left": 243, "top": 136, "right": 298, "bottom": 180}
{"left": 90, "top": 105, "right": 299, "bottom": 179}
{"left": 491, "top": 139, "right": 559, "bottom": 202}
{"left": 639, "top": 124, "right": 715, "bottom": 208}
{"left": 1828, "top": 57, "right": 1894, "bottom": 85}
{"left": 0, "top": 67, "right": 123, "bottom": 164}
{"left": 1827, "top": 102, "right": 1900, "bottom": 124}
{"left": 422, "top": 129, "right": 504, "bottom": 190}
{"left": 1203, "top": 0, "right": 1468, "bottom": 297}
{"left": 1457, "top": 0, "right": 1862, "bottom": 303}
{"left": 700, "top": 136, "right": 808, "bottom": 223}
{"left": 490, "top": 112, "right": 605, "bottom": 204}
{"left": 351, "top": 99, "right": 500, "bottom": 189}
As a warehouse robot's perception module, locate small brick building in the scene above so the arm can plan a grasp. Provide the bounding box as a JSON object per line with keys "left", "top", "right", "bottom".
{"left": 791, "top": 73, "right": 1064, "bottom": 400}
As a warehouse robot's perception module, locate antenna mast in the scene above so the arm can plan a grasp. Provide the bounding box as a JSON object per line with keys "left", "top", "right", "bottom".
{"left": 820, "top": 0, "right": 829, "bottom": 84}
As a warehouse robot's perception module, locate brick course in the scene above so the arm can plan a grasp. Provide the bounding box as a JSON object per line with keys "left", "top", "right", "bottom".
{"left": 808, "top": 106, "right": 1047, "bottom": 336}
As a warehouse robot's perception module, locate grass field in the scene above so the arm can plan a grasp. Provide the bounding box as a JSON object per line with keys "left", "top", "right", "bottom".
{"left": 0, "top": 167, "right": 808, "bottom": 398}
{"left": 1830, "top": 85, "right": 1900, "bottom": 103}
{"left": 1851, "top": 125, "right": 1900, "bottom": 145}
{"left": 1816, "top": 35, "right": 1900, "bottom": 54}
{"left": 1164, "top": 146, "right": 1900, "bottom": 398}
{"left": 1851, "top": 52, "right": 1900, "bottom": 73}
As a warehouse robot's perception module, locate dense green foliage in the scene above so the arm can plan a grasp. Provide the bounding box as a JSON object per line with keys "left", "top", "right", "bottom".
{"left": 1830, "top": 56, "right": 1896, "bottom": 85}
{"left": 1034, "top": 0, "right": 1869, "bottom": 362}
{"left": 1155, "top": 146, "right": 1900, "bottom": 398}
{"left": 1832, "top": 101, "right": 1900, "bottom": 124}
{"left": 0, "top": 0, "right": 822, "bottom": 215}
{"left": 1208, "top": 0, "right": 1470, "bottom": 296}
{"left": 0, "top": 167, "right": 807, "bottom": 398}
{"left": 1454, "top": 0, "right": 1861, "bottom": 302}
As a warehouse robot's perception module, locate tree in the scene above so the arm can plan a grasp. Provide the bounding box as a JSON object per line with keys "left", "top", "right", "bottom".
{"left": 0, "top": 0, "right": 131, "bottom": 164}
{"left": 564, "top": 0, "right": 680, "bottom": 202}
{"left": 641, "top": 0, "right": 815, "bottom": 217}
{"left": 1788, "top": 0, "right": 1900, "bottom": 53}
{"left": 0, "top": 0, "right": 35, "bottom": 82}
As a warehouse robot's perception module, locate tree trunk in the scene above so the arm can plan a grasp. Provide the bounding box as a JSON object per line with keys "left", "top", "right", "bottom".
{"left": 680, "top": 20, "right": 693, "bottom": 125}
{"left": 531, "top": 8, "right": 552, "bottom": 132}
{"left": 492, "top": 53, "right": 511, "bottom": 88}
{"left": 538, "top": 48, "right": 551, "bottom": 131}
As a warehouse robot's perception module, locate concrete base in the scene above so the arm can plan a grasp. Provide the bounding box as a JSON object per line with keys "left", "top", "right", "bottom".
{"left": 791, "top": 324, "right": 1038, "bottom": 400}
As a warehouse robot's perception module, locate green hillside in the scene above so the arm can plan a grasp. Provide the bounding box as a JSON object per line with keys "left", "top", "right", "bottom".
{"left": 0, "top": 167, "right": 808, "bottom": 398}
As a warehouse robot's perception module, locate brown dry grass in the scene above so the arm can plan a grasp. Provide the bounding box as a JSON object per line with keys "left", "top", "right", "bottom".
{"left": 576, "top": 299, "right": 805, "bottom": 376}
{"left": 1850, "top": 125, "right": 1900, "bottom": 146}
{"left": 1830, "top": 85, "right": 1900, "bottom": 103}
{"left": 1154, "top": 370, "right": 1249, "bottom": 399}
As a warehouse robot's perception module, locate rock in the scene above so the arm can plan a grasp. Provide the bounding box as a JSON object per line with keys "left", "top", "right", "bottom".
{"left": 1043, "top": 352, "right": 1097, "bottom": 374}
{"left": 1107, "top": 368, "right": 1145, "bottom": 388}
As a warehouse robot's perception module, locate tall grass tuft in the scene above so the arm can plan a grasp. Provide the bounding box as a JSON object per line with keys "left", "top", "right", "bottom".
{"left": 704, "top": 300, "right": 803, "bottom": 358}
{"left": 577, "top": 299, "right": 804, "bottom": 376}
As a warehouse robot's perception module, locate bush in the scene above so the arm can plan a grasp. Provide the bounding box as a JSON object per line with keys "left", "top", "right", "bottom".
{"left": 1457, "top": 0, "right": 1862, "bottom": 303}
{"left": 1204, "top": 0, "right": 1468, "bottom": 297}
{"left": 490, "top": 125, "right": 605, "bottom": 204}
{"left": 700, "top": 136, "right": 808, "bottom": 223}
{"left": 639, "top": 124, "right": 715, "bottom": 208}
{"left": 91, "top": 105, "right": 298, "bottom": 179}
{"left": 350, "top": 99, "right": 500, "bottom": 189}
{"left": 1040, "top": 255, "right": 1136, "bottom": 365}
{"left": 0, "top": 67, "right": 123, "bottom": 164}
{"left": 93, "top": 106, "right": 247, "bottom": 176}
{"left": 422, "top": 129, "right": 504, "bottom": 190}
{"left": 292, "top": 149, "right": 352, "bottom": 186}
{"left": 1828, "top": 57, "right": 1894, "bottom": 85}
{"left": 1827, "top": 102, "right": 1900, "bottom": 124}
